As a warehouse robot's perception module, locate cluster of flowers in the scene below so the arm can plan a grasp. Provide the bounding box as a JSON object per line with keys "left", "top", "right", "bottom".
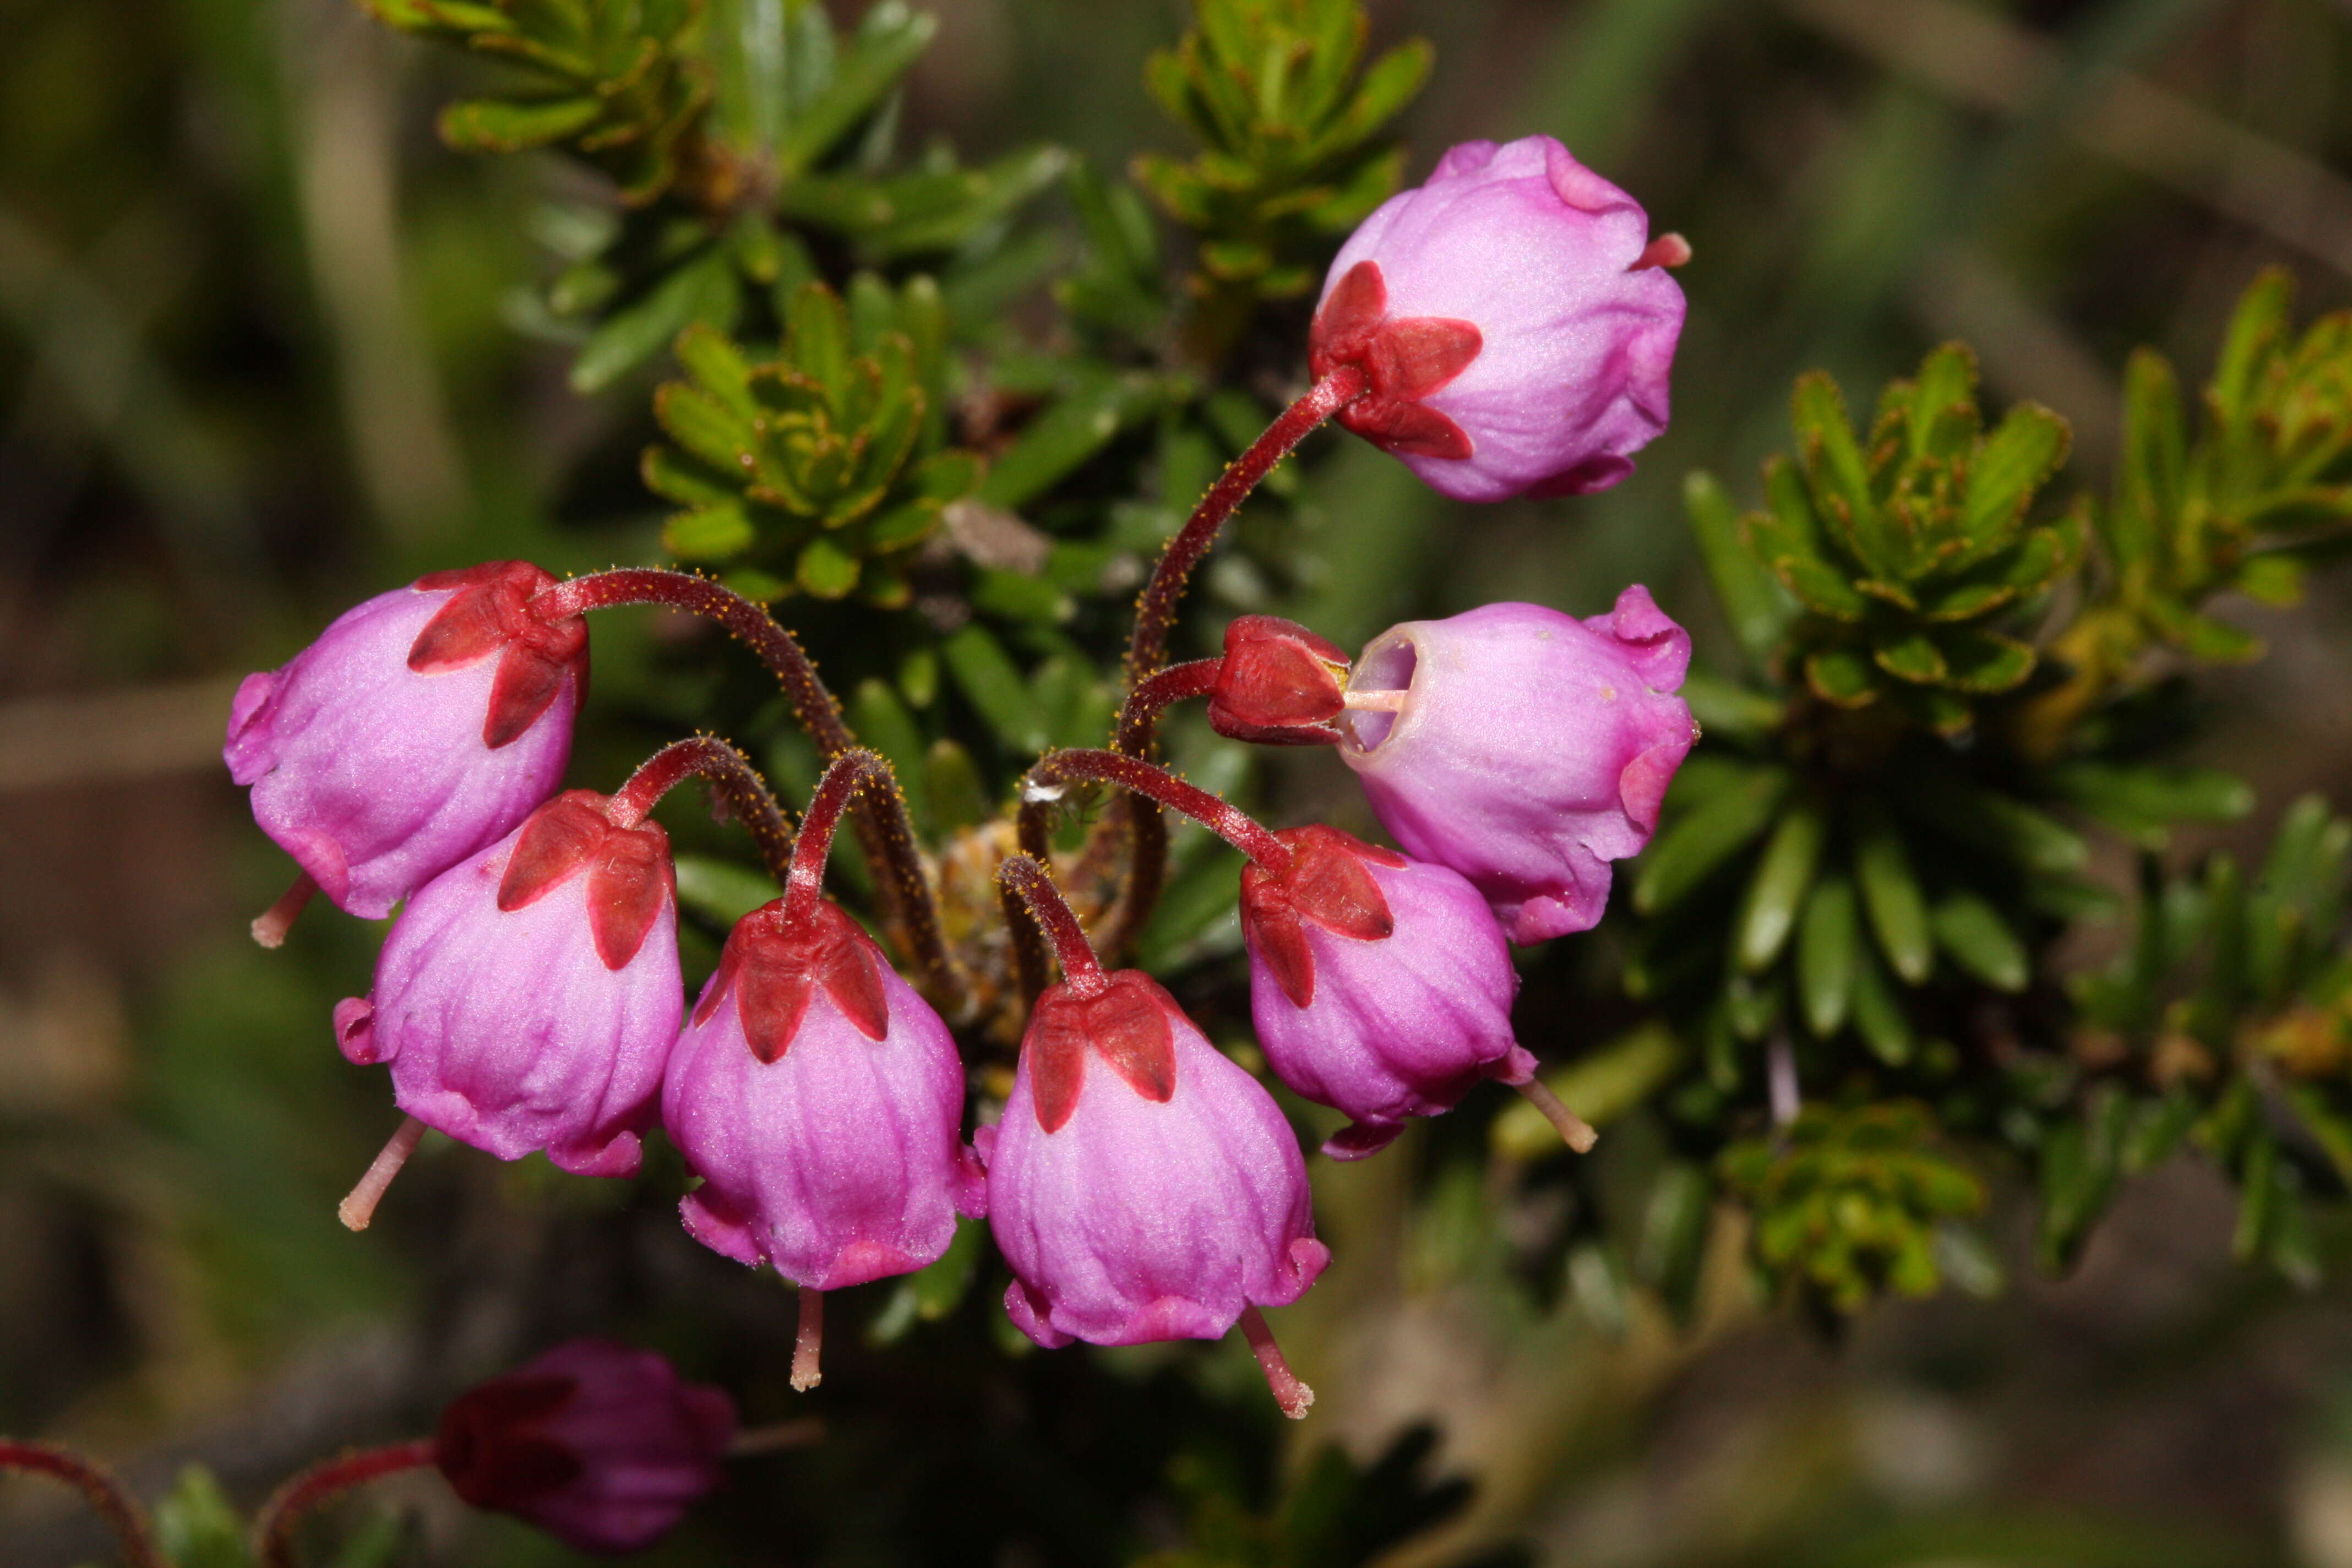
{"left": 221, "top": 134, "right": 1691, "bottom": 1440}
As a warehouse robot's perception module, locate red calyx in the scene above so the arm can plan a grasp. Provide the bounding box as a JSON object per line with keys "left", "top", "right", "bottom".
{"left": 434, "top": 1373, "right": 585, "bottom": 1511}
{"left": 497, "top": 791, "right": 675, "bottom": 970}
{"left": 1025, "top": 970, "right": 1180, "bottom": 1134}
{"left": 1208, "top": 616, "right": 1351, "bottom": 745}
{"left": 407, "top": 561, "right": 590, "bottom": 749}
{"left": 1240, "top": 825, "right": 1406, "bottom": 1009}
{"left": 1308, "top": 261, "right": 1483, "bottom": 461}
{"left": 698, "top": 900, "right": 889, "bottom": 1064}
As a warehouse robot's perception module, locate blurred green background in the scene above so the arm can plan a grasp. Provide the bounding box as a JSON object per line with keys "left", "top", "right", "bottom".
{"left": 10, "top": 0, "right": 2352, "bottom": 1562}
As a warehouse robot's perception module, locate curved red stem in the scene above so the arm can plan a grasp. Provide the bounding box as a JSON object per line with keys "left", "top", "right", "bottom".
{"left": 1121, "top": 368, "right": 1366, "bottom": 696}
{"left": 1103, "top": 368, "right": 1366, "bottom": 957}
{"left": 251, "top": 1439, "right": 438, "bottom": 1568}
{"left": 530, "top": 570, "right": 960, "bottom": 1011}
{"left": 0, "top": 1440, "right": 166, "bottom": 1568}
{"left": 785, "top": 750, "right": 895, "bottom": 928}
{"left": 1024, "top": 749, "right": 1291, "bottom": 874}
{"left": 997, "top": 855, "right": 1106, "bottom": 999}
{"left": 607, "top": 734, "right": 796, "bottom": 887}
{"left": 1117, "top": 658, "right": 1223, "bottom": 740}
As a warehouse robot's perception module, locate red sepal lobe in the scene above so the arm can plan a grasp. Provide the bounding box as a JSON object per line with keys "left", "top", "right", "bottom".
{"left": 407, "top": 560, "right": 589, "bottom": 749}
{"left": 497, "top": 791, "right": 674, "bottom": 970}
{"left": 1023, "top": 970, "right": 1180, "bottom": 1133}
{"left": 434, "top": 1373, "right": 585, "bottom": 1510}
{"left": 1208, "top": 616, "right": 1351, "bottom": 745}
{"left": 699, "top": 900, "right": 890, "bottom": 1064}
{"left": 1240, "top": 826, "right": 1404, "bottom": 1008}
{"left": 1309, "top": 262, "right": 1482, "bottom": 462}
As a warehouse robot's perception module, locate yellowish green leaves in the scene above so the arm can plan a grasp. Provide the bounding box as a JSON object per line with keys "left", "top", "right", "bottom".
{"left": 1135, "top": 0, "right": 1429, "bottom": 305}
{"left": 1723, "top": 343, "right": 2076, "bottom": 736}
{"left": 643, "top": 280, "right": 984, "bottom": 604}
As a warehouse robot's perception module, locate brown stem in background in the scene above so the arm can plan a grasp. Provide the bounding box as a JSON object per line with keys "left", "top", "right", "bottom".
{"left": 0, "top": 1441, "right": 167, "bottom": 1568}
{"left": 532, "top": 570, "right": 961, "bottom": 1012}
{"left": 252, "top": 1438, "right": 438, "bottom": 1568}
{"left": 606, "top": 734, "right": 796, "bottom": 886}
{"left": 251, "top": 1438, "right": 438, "bottom": 1568}
{"left": 1103, "top": 368, "right": 1368, "bottom": 958}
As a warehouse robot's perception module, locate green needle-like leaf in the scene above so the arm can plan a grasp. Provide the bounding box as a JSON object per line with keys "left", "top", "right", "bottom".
{"left": 1854, "top": 803, "right": 1934, "bottom": 985}
{"left": 1735, "top": 801, "right": 1825, "bottom": 973}
{"left": 1796, "top": 874, "right": 1860, "bottom": 1039}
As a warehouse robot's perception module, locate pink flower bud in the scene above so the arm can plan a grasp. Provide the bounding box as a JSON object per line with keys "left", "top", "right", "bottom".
{"left": 224, "top": 562, "right": 586, "bottom": 918}
{"left": 1311, "top": 136, "right": 1685, "bottom": 504}
{"left": 1207, "top": 616, "right": 1351, "bottom": 746}
{"left": 333, "top": 790, "right": 680, "bottom": 1175}
{"left": 662, "top": 899, "right": 984, "bottom": 1289}
{"left": 1242, "top": 826, "right": 1533, "bottom": 1158}
{"left": 1339, "top": 588, "right": 1697, "bottom": 944}
{"left": 434, "top": 1338, "right": 733, "bottom": 1555}
{"left": 984, "top": 970, "right": 1328, "bottom": 1347}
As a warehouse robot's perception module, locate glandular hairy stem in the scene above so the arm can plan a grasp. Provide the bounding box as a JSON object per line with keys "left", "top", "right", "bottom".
{"left": 997, "top": 854, "right": 1107, "bottom": 1000}
{"left": 608, "top": 734, "right": 796, "bottom": 887}
{"left": 1104, "top": 368, "right": 1368, "bottom": 959}
{"left": 531, "top": 569, "right": 963, "bottom": 1015}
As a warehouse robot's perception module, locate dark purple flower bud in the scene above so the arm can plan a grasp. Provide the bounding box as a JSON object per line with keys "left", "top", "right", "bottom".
{"left": 1207, "top": 616, "right": 1352, "bottom": 746}
{"left": 1242, "top": 826, "right": 1532, "bottom": 1159}
{"left": 224, "top": 562, "right": 587, "bottom": 918}
{"left": 662, "top": 898, "right": 984, "bottom": 1292}
{"left": 1311, "top": 136, "right": 1686, "bottom": 503}
{"left": 984, "top": 970, "right": 1329, "bottom": 1348}
{"left": 1339, "top": 589, "right": 1697, "bottom": 944}
{"left": 334, "top": 789, "right": 680, "bottom": 1176}
{"left": 434, "top": 1338, "right": 733, "bottom": 1555}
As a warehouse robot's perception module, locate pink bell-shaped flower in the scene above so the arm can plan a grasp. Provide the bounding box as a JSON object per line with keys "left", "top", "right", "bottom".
{"left": 661, "top": 748, "right": 982, "bottom": 1392}
{"left": 663, "top": 897, "right": 984, "bottom": 1292}
{"left": 434, "top": 1338, "right": 734, "bottom": 1555}
{"left": 1242, "top": 826, "right": 1533, "bottom": 1159}
{"left": 1311, "top": 135, "right": 1686, "bottom": 503}
{"left": 225, "top": 562, "right": 586, "bottom": 920}
{"left": 1339, "top": 588, "right": 1697, "bottom": 944}
{"left": 985, "top": 967, "right": 1329, "bottom": 1357}
{"left": 334, "top": 788, "right": 682, "bottom": 1179}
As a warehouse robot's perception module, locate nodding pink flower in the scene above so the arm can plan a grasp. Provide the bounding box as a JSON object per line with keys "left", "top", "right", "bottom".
{"left": 1207, "top": 616, "right": 1352, "bottom": 746}
{"left": 1242, "top": 826, "right": 1532, "bottom": 1159}
{"left": 334, "top": 789, "right": 680, "bottom": 1176}
{"left": 1339, "top": 588, "right": 1696, "bottom": 944}
{"left": 984, "top": 969, "right": 1329, "bottom": 1350}
{"left": 662, "top": 898, "right": 984, "bottom": 1294}
{"left": 435, "top": 1338, "right": 733, "bottom": 1555}
{"left": 1311, "top": 135, "right": 1686, "bottom": 504}
{"left": 225, "top": 562, "right": 586, "bottom": 919}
